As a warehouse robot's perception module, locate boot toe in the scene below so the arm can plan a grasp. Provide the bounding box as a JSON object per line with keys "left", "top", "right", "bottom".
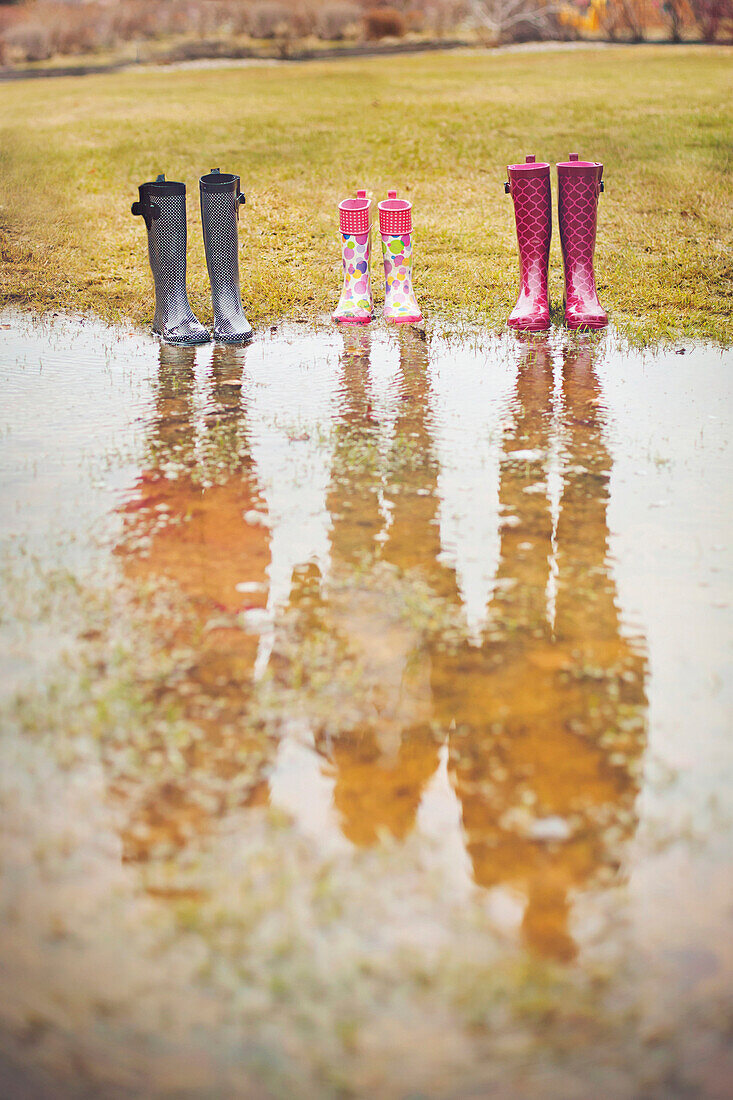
{"left": 159, "top": 319, "right": 211, "bottom": 346}
{"left": 214, "top": 323, "right": 254, "bottom": 344}
{"left": 565, "top": 306, "right": 608, "bottom": 330}
{"left": 508, "top": 304, "right": 550, "bottom": 331}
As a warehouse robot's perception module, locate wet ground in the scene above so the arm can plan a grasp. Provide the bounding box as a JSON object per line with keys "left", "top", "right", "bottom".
{"left": 0, "top": 312, "right": 731, "bottom": 1098}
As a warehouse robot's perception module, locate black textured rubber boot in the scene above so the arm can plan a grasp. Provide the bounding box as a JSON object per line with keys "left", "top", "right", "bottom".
{"left": 200, "top": 169, "right": 253, "bottom": 344}
{"left": 131, "top": 174, "right": 210, "bottom": 346}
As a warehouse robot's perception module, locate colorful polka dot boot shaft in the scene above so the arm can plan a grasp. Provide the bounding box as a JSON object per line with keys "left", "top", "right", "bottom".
{"left": 131, "top": 174, "right": 211, "bottom": 347}
{"left": 557, "top": 154, "right": 608, "bottom": 330}
{"left": 379, "top": 191, "right": 422, "bottom": 324}
{"left": 505, "top": 155, "right": 551, "bottom": 332}
{"left": 333, "top": 190, "right": 373, "bottom": 324}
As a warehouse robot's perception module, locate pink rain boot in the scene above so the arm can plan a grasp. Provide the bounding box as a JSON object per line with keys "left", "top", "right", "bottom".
{"left": 557, "top": 154, "right": 608, "bottom": 330}
{"left": 333, "top": 189, "right": 373, "bottom": 324}
{"left": 379, "top": 191, "right": 422, "bottom": 324}
{"left": 505, "top": 155, "right": 551, "bottom": 332}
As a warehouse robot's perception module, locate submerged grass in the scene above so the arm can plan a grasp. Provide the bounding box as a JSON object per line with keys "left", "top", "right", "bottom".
{"left": 0, "top": 45, "right": 732, "bottom": 342}
{"left": 0, "top": 558, "right": 710, "bottom": 1099}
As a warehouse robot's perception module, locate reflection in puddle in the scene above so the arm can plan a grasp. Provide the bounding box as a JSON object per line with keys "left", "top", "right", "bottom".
{"left": 0, "top": 314, "right": 731, "bottom": 1097}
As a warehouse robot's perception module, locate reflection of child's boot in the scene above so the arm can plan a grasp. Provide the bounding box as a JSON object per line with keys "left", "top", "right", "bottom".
{"left": 505, "top": 155, "right": 551, "bottom": 331}
{"left": 333, "top": 190, "right": 373, "bottom": 324}
{"left": 339, "top": 325, "right": 372, "bottom": 360}
{"left": 557, "top": 153, "right": 608, "bottom": 330}
{"left": 379, "top": 191, "right": 422, "bottom": 324}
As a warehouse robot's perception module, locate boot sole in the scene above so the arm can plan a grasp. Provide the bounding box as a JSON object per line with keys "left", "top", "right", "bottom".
{"left": 507, "top": 319, "right": 550, "bottom": 332}
{"left": 565, "top": 319, "right": 608, "bottom": 331}
{"left": 154, "top": 331, "right": 212, "bottom": 347}
{"left": 332, "top": 316, "right": 372, "bottom": 325}
{"left": 214, "top": 333, "right": 254, "bottom": 345}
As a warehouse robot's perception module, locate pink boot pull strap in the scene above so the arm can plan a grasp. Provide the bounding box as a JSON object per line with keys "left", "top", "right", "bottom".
{"left": 339, "top": 190, "right": 371, "bottom": 235}
{"left": 379, "top": 191, "right": 412, "bottom": 235}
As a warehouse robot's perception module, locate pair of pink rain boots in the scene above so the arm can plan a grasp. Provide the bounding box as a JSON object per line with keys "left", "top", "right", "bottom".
{"left": 506, "top": 153, "right": 607, "bottom": 331}
{"left": 332, "top": 189, "right": 422, "bottom": 325}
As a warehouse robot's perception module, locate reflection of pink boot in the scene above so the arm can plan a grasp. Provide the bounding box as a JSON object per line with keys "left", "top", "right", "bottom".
{"left": 379, "top": 191, "right": 422, "bottom": 324}
{"left": 333, "top": 189, "right": 373, "bottom": 324}
{"left": 505, "top": 155, "right": 551, "bottom": 331}
{"left": 558, "top": 154, "right": 608, "bottom": 330}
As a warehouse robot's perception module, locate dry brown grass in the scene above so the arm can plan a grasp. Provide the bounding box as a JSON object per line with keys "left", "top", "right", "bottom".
{"left": 0, "top": 46, "right": 731, "bottom": 342}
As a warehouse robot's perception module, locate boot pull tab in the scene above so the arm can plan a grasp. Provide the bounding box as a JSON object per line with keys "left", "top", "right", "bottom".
{"left": 525, "top": 154, "right": 536, "bottom": 163}
{"left": 504, "top": 181, "right": 511, "bottom": 194}
{"left": 388, "top": 190, "right": 397, "bottom": 199}
{"left": 236, "top": 187, "right": 245, "bottom": 218}
{"left": 155, "top": 173, "right": 166, "bottom": 182}
{"left": 356, "top": 189, "right": 367, "bottom": 199}
{"left": 569, "top": 153, "right": 579, "bottom": 161}
{"left": 210, "top": 168, "right": 220, "bottom": 175}
{"left": 131, "top": 187, "right": 160, "bottom": 229}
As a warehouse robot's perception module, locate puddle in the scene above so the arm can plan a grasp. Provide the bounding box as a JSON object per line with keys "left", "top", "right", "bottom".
{"left": 1, "top": 312, "right": 731, "bottom": 1097}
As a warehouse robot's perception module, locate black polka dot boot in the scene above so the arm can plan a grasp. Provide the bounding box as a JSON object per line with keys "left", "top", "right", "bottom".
{"left": 131, "top": 175, "right": 211, "bottom": 346}
{"left": 199, "top": 169, "right": 253, "bottom": 344}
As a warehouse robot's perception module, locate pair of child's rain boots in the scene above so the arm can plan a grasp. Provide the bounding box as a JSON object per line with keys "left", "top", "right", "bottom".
{"left": 332, "top": 189, "right": 422, "bottom": 325}
{"left": 132, "top": 169, "right": 252, "bottom": 346}
{"left": 505, "top": 153, "right": 607, "bottom": 332}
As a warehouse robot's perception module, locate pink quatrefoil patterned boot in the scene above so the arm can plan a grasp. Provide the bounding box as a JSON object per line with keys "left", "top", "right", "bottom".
{"left": 505, "top": 155, "right": 551, "bottom": 331}
{"left": 333, "top": 189, "right": 373, "bottom": 324}
{"left": 557, "top": 154, "right": 608, "bottom": 330}
{"left": 379, "top": 191, "right": 422, "bottom": 324}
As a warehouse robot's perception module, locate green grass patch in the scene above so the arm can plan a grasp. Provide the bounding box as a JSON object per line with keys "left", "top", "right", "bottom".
{"left": 0, "top": 45, "right": 731, "bottom": 342}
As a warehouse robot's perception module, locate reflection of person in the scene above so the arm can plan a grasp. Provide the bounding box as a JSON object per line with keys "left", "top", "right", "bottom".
{"left": 275, "top": 330, "right": 646, "bottom": 960}
{"left": 113, "top": 343, "right": 272, "bottom": 860}
{"left": 435, "top": 338, "right": 647, "bottom": 960}
{"left": 278, "top": 327, "right": 452, "bottom": 846}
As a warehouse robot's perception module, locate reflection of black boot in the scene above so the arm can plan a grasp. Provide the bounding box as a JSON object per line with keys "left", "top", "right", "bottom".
{"left": 150, "top": 344, "right": 198, "bottom": 469}
{"left": 200, "top": 170, "right": 253, "bottom": 344}
{"left": 132, "top": 175, "right": 210, "bottom": 346}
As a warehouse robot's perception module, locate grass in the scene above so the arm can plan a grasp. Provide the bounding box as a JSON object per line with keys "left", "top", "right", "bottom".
{"left": 0, "top": 44, "right": 732, "bottom": 343}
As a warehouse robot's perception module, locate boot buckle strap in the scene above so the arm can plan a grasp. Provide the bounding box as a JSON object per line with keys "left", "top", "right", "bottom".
{"left": 131, "top": 197, "right": 160, "bottom": 230}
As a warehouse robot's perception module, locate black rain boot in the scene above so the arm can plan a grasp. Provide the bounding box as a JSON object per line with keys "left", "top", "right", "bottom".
{"left": 132, "top": 174, "right": 210, "bottom": 346}
{"left": 199, "top": 169, "right": 253, "bottom": 344}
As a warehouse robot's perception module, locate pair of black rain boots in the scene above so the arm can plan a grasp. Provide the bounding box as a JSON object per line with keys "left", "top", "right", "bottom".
{"left": 132, "top": 170, "right": 252, "bottom": 346}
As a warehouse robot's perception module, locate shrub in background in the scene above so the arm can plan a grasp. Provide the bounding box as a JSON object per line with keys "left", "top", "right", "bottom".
{"left": 315, "top": 1, "right": 361, "bottom": 38}
{"left": 363, "top": 6, "right": 408, "bottom": 36}
{"left": 247, "top": 1, "right": 291, "bottom": 37}
{"left": 687, "top": 0, "right": 733, "bottom": 37}
{"left": 1, "top": 20, "right": 52, "bottom": 59}
{"left": 423, "top": 0, "right": 469, "bottom": 33}
{"left": 470, "top": 0, "right": 571, "bottom": 41}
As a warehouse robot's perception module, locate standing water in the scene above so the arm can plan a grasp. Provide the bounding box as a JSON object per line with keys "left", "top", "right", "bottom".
{"left": 0, "top": 312, "right": 731, "bottom": 1098}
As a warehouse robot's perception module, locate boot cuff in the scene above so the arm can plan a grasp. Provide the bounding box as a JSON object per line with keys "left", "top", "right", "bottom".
{"left": 378, "top": 198, "right": 412, "bottom": 235}
{"left": 200, "top": 171, "right": 240, "bottom": 192}
{"left": 507, "top": 160, "right": 550, "bottom": 178}
{"left": 339, "top": 196, "right": 371, "bottom": 235}
{"left": 141, "top": 179, "right": 186, "bottom": 196}
{"left": 557, "top": 156, "right": 603, "bottom": 183}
